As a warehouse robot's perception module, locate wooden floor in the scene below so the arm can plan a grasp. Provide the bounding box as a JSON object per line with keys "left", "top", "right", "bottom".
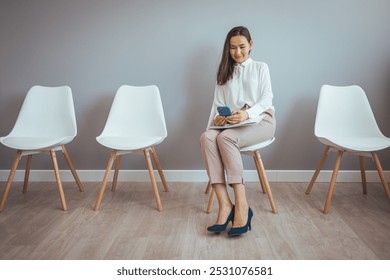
{"left": 0, "top": 180, "right": 389, "bottom": 260}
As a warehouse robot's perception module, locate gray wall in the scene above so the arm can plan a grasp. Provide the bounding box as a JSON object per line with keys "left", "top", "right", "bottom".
{"left": 1, "top": 0, "right": 389, "bottom": 171}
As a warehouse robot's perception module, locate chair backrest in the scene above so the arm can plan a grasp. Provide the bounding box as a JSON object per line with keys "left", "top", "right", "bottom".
{"left": 314, "top": 84, "right": 384, "bottom": 139}
{"left": 99, "top": 85, "right": 167, "bottom": 139}
{"left": 8, "top": 85, "right": 77, "bottom": 139}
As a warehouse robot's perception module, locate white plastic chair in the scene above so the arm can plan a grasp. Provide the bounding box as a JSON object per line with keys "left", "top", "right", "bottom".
{"left": 0, "top": 85, "right": 84, "bottom": 212}
{"left": 306, "top": 85, "right": 390, "bottom": 213}
{"left": 94, "top": 85, "right": 169, "bottom": 211}
{"left": 205, "top": 137, "right": 277, "bottom": 214}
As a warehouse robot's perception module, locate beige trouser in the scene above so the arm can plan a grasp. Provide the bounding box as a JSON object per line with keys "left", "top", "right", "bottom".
{"left": 200, "top": 111, "right": 275, "bottom": 185}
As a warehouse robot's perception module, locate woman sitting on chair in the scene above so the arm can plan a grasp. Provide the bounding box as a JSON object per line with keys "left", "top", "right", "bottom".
{"left": 200, "top": 26, "right": 276, "bottom": 236}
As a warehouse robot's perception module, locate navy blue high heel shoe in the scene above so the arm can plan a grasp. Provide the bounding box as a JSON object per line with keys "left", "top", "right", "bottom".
{"left": 227, "top": 207, "right": 253, "bottom": 237}
{"left": 207, "top": 206, "right": 235, "bottom": 233}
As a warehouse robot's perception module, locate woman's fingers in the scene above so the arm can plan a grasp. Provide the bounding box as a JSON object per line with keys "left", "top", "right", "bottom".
{"left": 226, "top": 112, "right": 240, "bottom": 124}
{"left": 226, "top": 110, "right": 247, "bottom": 124}
{"left": 213, "top": 116, "right": 227, "bottom": 126}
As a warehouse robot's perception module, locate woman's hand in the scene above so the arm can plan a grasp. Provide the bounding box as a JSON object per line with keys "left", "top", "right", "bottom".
{"left": 226, "top": 110, "right": 249, "bottom": 124}
{"left": 213, "top": 115, "right": 227, "bottom": 126}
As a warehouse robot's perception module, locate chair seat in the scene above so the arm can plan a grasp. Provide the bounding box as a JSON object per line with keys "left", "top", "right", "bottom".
{"left": 96, "top": 136, "right": 166, "bottom": 150}
{"left": 0, "top": 136, "right": 74, "bottom": 150}
{"left": 318, "top": 136, "right": 390, "bottom": 152}
{"left": 240, "top": 137, "right": 275, "bottom": 154}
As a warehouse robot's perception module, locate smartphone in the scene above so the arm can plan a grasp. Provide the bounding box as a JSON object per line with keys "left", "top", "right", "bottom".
{"left": 217, "top": 106, "right": 232, "bottom": 117}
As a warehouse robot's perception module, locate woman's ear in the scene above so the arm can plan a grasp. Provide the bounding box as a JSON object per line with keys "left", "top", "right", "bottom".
{"left": 249, "top": 40, "right": 254, "bottom": 50}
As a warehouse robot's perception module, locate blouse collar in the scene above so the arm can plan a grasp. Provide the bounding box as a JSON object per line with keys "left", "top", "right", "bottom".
{"left": 235, "top": 57, "right": 253, "bottom": 68}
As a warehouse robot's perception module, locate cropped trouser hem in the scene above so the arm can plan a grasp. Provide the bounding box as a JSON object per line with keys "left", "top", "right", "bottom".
{"left": 209, "top": 177, "right": 244, "bottom": 186}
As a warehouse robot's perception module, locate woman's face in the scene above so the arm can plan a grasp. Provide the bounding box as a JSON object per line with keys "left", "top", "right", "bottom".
{"left": 229, "top": 35, "right": 253, "bottom": 64}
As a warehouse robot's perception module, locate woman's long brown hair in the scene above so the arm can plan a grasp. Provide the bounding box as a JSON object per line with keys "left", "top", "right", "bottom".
{"left": 216, "top": 26, "right": 252, "bottom": 85}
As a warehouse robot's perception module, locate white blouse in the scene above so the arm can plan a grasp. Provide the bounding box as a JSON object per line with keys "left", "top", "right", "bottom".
{"left": 207, "top": 58, "right": 275, "bottom": 128}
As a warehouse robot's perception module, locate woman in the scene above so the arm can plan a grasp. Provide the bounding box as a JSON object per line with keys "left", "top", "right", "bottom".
{"left": 200, "top": 26, "right": 276, "bottom": 236}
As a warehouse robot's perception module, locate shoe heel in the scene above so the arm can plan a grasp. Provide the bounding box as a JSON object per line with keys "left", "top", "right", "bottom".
{"left": 248, "top": 208, "right": 253, "bottom": 230}
{"left": 227, "top": 207, "right": 253, "bottom": 236}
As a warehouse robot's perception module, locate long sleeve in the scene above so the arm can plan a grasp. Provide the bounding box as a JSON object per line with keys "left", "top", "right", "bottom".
{"left": 206, "top": 84, "right": 225, "bottom": 129}
{"left": 245, "top": 62, "right": 273, "bottom": 119}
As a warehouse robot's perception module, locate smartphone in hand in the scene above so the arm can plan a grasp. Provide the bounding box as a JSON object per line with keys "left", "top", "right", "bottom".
{"left": 217, "top": 106, "right": 232, "bottom": 117}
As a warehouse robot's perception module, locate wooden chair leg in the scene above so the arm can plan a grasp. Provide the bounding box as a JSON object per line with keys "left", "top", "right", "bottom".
{"left": 61, "top": 145, "right": 84, "bottom": 192}
{"left": 204, "top": 180, "right": 215, "bottom": 213}
{"left": 23, "top": 154, "right": 32, "bottom": 193}
{"left": 371, "top": 152, "right": 390, "bottom": 202}
{"left": 254, "top": 151, "right": 277, "bottom": 214}
{"left": 205, "top": 180, "right": 212, "bottom": 194}
{"left": 306, "top": 146, "right": 331, "bottom": 194}
{"left": 359, "top": 155, "right": 367, "bottom": 195}
{"left": 94, "top": 150, "right": 117, "bottom": 211}
{"left": 206, "top": 188, "right": 216, "bottom": 214}
{"left": 253, "top": 154, "right": 266, "bottom": 194}
{"left": 0, "top": 150, "right": 23, "bottom": 212}
{"left": 151, "top": 146, "right": 169, "bottom": 192}
{"left": 144, "top": 149, "right": 163, "bottom": 211}
{"left": 111, "top": 155, "right": 122, "bottom": 192}
{"left": 323, "top": 150, "right": 344, "bottom": 214}
{"left": 50, "top": 150, "right": 67, "bottom": 211}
